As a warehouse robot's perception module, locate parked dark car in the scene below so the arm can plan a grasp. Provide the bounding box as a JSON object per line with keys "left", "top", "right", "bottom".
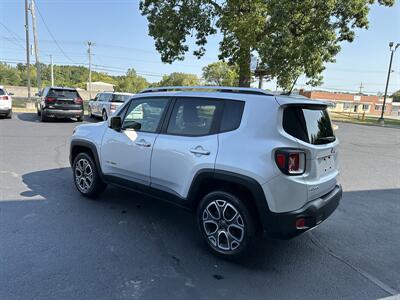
{"left": 36, "top": 87, "right": 84, "bottom": 122}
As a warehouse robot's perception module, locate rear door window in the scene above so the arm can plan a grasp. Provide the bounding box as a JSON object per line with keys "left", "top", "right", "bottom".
{"left": 220, "top": 100, "right": 245, "bottom": 132}
{"left": 283, "top": 106, "right": 335, "bottom": 145}
{"left": 166, "top": 98, "right": 222, "bottom": 136}
{"left": 48, "top": 89, "right": 78, "bottom": 99}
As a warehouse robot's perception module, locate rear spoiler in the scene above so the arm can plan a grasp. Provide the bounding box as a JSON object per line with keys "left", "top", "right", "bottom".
{"left": 274, "top": 95, "right": 329, "bottom": 110}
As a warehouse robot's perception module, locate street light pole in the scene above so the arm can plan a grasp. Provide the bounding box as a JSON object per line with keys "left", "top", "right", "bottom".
{"left": 378, "top": 42, "right": 399, "bottom": 125}
{"left": 24, "top": 0, "right": 31, "bottom": 101}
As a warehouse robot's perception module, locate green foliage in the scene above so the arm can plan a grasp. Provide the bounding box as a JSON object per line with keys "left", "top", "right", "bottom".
{"left": 115, "top": 69, "right": 149, "bottom": 93}
{"left": 140, "top": 0, "right": 394, "bottom": 89}
{"left": 202, "top": 61, "right": 238, "bottom": 86}
{"left": 392, "top": 90, "right": 400, "bottom": 102}
{"left": 0, "top": 63, "right": 149, "bottom": 93}
{"left": 157, "top": 72, "right": 200, "bottom": 86}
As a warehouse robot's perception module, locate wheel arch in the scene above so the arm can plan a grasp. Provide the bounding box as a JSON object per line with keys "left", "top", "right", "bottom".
{"left": 70, "top": 139, "right": 104, "bottom": 180}
{"left": 188, "top": 169, "right": 271, "bottom": 235}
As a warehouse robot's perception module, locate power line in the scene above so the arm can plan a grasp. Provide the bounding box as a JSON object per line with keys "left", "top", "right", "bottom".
{"left": 0, "top": 23, "right": 25, "bottom": 50}
{"left": 33, "top": 0, "right": 74, "bottom": 62}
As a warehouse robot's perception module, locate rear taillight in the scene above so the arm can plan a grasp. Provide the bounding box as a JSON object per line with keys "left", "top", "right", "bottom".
{"left": 0, "top": 95, "right": 9, "bottom": 100}
{"left": 74, "top": 97, "right": 83, "bottom": 104}
{"left": 45, "top": 97, "right": 56, "bottom": 103}
{"left": 275, "top": 149, "right": 305, "bottom": 175}
{"left": 110, "top": 104, "right": 117, "bottom": 111}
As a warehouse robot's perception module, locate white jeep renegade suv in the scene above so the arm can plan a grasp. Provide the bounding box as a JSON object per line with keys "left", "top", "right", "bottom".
{"left": 70, "top": 86, "right": 342, "bottom": 259}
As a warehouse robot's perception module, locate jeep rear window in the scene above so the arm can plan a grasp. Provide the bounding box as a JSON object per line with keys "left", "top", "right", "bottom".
{"left": 283, "top": 106, "right": 335, "bottom": 145}
{"left": 47, "top": 89, "right": 79, "bottom": 99}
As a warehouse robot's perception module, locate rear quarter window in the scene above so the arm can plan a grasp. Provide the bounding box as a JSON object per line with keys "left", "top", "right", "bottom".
{"left": 0, "top": 89, "right": 5, "bottom": 96}
{"left": 283, "top": 106, "right": 335, "bottom": 145}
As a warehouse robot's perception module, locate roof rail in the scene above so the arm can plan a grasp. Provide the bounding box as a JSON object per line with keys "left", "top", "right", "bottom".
{"left": 139, "top": 86, "right": 274, "bottom": 96}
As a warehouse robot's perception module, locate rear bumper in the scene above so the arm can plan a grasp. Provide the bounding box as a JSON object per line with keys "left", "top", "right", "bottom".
{"left": 265, "top": 185, "right": 342, "bottom": 239}
{"left": 43, "top": 109, "right": 83, "bottom": 118}
{"left": 0, "top": 108, "right": 11, "bottom": 115}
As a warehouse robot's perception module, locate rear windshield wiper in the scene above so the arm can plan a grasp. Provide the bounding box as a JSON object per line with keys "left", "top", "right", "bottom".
{"left": 315, "top": 136, "right": 336, "bottom": 143}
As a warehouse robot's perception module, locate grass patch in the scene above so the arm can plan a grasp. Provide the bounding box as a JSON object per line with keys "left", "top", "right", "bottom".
{"left": 330, "top": 112, "right": 400, "bottom": 127}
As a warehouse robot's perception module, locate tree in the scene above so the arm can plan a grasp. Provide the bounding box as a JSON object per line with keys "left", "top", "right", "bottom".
{"left": 115, "top": 68, "right": 149, "bottom": 93}
{"left": 157, "top": 72, "right": 200, "bottom": 87}
{"left": 140, "top": 0, "right": 394, "bottom": 89}
{"left": 392, "top": 90, "right": 400, "bottom": 102}
{"left": 202, "top": 61, "right": 238, "bottom": 86}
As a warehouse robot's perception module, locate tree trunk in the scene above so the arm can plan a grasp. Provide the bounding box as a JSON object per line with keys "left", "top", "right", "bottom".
{"left": 238, "top": 47, "right": 251, "bottom": 87}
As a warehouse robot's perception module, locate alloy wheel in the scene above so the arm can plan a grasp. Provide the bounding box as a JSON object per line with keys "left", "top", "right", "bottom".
{"left": 75, "top": 158, "right": 93, "bottom": 193}
{"left": 202, "top": 200, "right": 245, "bottom": 251}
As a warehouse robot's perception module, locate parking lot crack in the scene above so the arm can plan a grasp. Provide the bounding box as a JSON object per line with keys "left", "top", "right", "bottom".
{"left": 307, "top": 232, "right": 399, "bottom": 296}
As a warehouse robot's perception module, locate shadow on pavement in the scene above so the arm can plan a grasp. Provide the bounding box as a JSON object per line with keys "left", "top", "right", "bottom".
{"left": 13, "top": 167, "right": 400, "bottom": 287}
{"left": 17, "top": 112, "right": 98, "bottom": 123}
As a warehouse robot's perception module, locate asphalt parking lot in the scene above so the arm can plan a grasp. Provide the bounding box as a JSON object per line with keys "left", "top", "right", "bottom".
{"left": 0, "top": 113, "right": 399, "bottom": 300}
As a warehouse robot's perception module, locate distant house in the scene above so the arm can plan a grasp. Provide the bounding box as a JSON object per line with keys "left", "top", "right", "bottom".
{"left": 299, "top": 89, "right": 395, "bottom": 116}
{"left": 86, "top": 81, "right": 114, "bottom": 92}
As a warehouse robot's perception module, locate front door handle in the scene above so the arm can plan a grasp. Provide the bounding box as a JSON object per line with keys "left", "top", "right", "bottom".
{"left": 190, "top": 146, "right": 210, "bottom": 156}
{"left": 135, "top": 139, "right": 151, "bottom": 147}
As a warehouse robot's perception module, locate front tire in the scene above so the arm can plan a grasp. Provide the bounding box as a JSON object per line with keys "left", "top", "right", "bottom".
{"left": 197, "top": 191, "right": 255, "bottom": 260}
{"left": 73, "top": 153, "right": 106, "bottom": 198}
{"left": 88, "top": 107, "right": 93, "bottom": 118}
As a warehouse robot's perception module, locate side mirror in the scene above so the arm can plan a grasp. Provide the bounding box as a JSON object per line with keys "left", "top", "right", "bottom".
{"left": 109, "top": 116, "right": 122, "bottom": 131}
{"left": 8, "top": 92, "right": 14, "bottom": 96}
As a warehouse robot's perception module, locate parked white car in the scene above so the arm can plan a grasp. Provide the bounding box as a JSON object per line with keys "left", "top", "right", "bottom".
{"left": 0, "top": 86, "right": 13, "bottom": 119}
{"left": 70, "top": 86, "right": 341, "bottom": 259}
{"left": 88, "top": 92, "right": 134, "bottom": 121}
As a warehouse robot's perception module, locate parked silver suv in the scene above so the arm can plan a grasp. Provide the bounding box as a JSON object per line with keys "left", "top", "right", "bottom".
{"left": 70, "top": 86, "right": 342, "bottom": 259}
{"left": 88, "top": 92, "right": 134, "bottom": 121}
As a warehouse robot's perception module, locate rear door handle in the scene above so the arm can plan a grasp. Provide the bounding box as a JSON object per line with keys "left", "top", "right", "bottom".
{"left": 135, "top": 139, "right": 151, "bottom": 147}
{"left": 190, "top": 146, "right": 210, "bottom": 156}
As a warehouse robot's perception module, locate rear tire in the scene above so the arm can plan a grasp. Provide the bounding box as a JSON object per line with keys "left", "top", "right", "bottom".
{"left": 6, "top": 111, "right": 12, "bottom": 119}
{"left": 77, "top": 116, "right": 83, "bottom": 122}
{"left": 88, "top": 107, "right": 93, "bottom": 118}
{"left": 102, "top": 110, "right": 108, "bottom": 121}
{"left": 73, "top": 152, "right": 106, "bottom": 198}
{"left": 40, "top": 111, "right": 49, "bottom": 122}
{"left": 197, "top": 191, "right": 255, "bottom": 260}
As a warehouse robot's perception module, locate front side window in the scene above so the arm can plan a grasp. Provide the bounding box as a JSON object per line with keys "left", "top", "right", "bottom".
{"left": 122, "top": 98, "right": 169, "bottom": 133}
{"left": 167, "top": 98, "right": 221, "bottom": 136}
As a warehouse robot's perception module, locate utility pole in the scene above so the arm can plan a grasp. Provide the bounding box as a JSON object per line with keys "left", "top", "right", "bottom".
{"left": 378, "top": 42, "right": 399, "bottom": 125}
{"left": 50, "top": 55, "right": 54, "bottom": 86}
{"left": 30, "top": 0, "right": 41, "bottom": 91}
{"left": 24, "top": 0, "right": 31, "bottom": 101}
{"left": 87, "top": 41, "right": 93, "bottom": 99}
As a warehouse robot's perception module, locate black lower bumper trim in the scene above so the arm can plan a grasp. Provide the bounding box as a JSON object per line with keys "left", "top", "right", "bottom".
{"left": 266, "top": 185, "right": 342, "bottom": 239}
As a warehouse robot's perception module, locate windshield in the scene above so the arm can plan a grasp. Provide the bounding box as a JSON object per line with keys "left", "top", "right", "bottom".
{"left": 283, "top": 106, "right": 335, "bottom": 145}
